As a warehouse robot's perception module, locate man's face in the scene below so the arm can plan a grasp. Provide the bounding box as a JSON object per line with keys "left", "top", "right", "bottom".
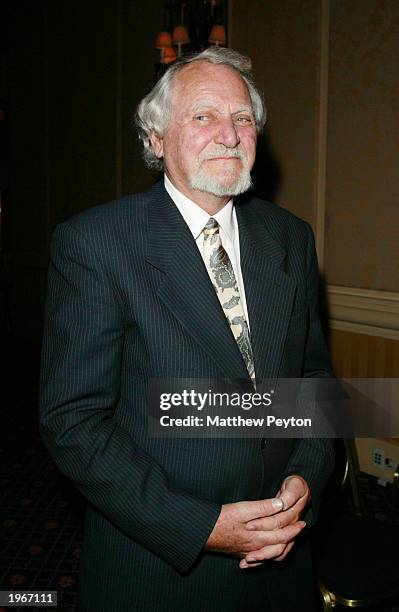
{"left": 151, "top": 61, "right": 257, "bottom": 202}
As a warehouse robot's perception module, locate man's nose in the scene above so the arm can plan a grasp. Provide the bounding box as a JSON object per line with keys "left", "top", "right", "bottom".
{"left": 214, "top": 118, "right": 240, "bottom": 148}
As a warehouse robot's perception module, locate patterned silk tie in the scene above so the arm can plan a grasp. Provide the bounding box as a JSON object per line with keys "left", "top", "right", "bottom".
{"left": 202, "top": 217, "right": 255, "bottom": 383}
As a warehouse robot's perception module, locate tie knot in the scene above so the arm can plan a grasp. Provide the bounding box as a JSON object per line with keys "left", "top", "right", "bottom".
{"left": 203, "top": 217, "right": 219, "bottom": 236}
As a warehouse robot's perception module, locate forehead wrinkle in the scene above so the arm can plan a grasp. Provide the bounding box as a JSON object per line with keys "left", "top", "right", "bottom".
{"left": 189, "top": 101, "right": 253, "bottom": 113}
{"left": 171, "top": 62, "right": 252, "bottom": 113}
{"left": 190, "top": 100, "right": 221, "bottom": 112}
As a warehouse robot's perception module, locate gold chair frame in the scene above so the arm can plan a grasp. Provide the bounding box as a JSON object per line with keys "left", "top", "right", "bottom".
{"left": 318, "top": 439, "right": 399, "bottom": 611}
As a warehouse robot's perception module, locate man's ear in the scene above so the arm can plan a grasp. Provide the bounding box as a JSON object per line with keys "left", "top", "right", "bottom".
{"left": 149, "top": 131, "right": 164, "bottom": 159}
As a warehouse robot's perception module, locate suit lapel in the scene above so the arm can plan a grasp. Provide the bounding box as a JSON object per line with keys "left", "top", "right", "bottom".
{"left": 145, "top": 182, "right": 250, "bottom": 382}
{"left": 236, "top": 198, "right": 297, "bottom": 380}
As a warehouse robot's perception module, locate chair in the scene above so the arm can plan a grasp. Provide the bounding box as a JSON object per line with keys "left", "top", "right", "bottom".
{"left": 314, "top": 439, "right": 399, "bottom": 610}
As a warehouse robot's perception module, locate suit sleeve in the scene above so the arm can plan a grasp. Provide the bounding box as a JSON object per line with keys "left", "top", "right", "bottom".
{"left": 278, "top": 223, "right": 335, "bottom": 523}
{"left": 39, "top": 221, "right": 221, "bottom": 573}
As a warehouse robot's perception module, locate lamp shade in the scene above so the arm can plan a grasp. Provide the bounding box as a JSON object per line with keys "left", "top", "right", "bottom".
{"left": 162, "top": 46, "right": 177, "bottom": 64}
{"left": 172, "top": 25, "right": 190, "bottom": 45}
{"left": 208, "top": 24, "right": 226, "bottom": 45}
{"left": 155, "top": 31, "right": 172, "bottom": 49}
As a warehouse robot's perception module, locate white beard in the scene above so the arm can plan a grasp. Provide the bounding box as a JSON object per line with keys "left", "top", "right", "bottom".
{"left": 190, "top": 167, "right": 252, "bottom": 197}
{"left": 189, "top": 148, "right": 253, "bottom": 197}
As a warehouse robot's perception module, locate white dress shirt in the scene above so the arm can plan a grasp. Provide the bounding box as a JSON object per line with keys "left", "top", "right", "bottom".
{"left": 164, "top": 175, "right": 250, "bottom": 329}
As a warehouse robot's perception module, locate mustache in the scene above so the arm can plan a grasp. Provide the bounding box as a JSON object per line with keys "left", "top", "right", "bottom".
{"left": 199, "top": 147, "right": 245, "bottom": 162}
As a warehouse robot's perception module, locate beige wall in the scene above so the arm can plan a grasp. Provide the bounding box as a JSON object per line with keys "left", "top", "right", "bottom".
{"left": 231, "top": 0, "right": 399, "bottom": 295}
{"left": 325, "top": 1, "right": 399, "bottom": 292}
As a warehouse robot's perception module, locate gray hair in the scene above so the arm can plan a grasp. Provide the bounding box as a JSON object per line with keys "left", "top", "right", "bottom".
{"left": 135, "top": 46, "right": 267, "bottom": 171}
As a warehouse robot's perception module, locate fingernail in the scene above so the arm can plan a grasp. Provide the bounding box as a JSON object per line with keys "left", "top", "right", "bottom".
{"left": 272, "top": 498, "right": 283, "bottom": 509}
{"left": 246, "top": 557, "right": 256, "bottom": 562}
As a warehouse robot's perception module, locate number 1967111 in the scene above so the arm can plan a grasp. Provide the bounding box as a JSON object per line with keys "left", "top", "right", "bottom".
{"left": 0, "top": 591, "right": 57, "bottom": 607}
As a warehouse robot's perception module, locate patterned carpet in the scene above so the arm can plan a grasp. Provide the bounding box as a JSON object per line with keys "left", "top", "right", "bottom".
{"left": 0, "top": 338, "right": 83, "bottom": 611}
{"left": 0, "top": 336, "right": 398, "bottom": 611}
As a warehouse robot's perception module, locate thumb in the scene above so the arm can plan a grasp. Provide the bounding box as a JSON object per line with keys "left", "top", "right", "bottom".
{"left": 277, "top": 476, "right": 309, "bottom": 509}
{"left": 276, "top": 489, "right": 298, "bottom": 510}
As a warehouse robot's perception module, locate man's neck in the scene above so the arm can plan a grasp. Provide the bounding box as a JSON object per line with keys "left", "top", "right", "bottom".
{"left": 165, "top": 173, "right": 231, "bottom": 215}
{"left": 189, "top": 192, "right": 230, "bottom": 215}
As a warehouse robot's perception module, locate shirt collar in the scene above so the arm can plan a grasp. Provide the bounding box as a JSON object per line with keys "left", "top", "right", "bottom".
{"left": 164, "top": 174, "right": 235, "bottom": 242}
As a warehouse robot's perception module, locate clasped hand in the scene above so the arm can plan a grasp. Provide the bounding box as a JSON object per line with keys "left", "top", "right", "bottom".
{"left": 205, "top": 475, "right": 310, "bottom": 569}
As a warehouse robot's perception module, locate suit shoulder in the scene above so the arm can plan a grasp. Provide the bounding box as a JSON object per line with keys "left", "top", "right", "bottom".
{"left": 252, "top": 195, "right": 309, "bottom": 228}
{"left": 61, "top": 191, "right": 149, "bottom": 233}
{"left": 50, "top": 190, "right": 155, "bottom": 260}
{"left": 244, "top": 195, "right": 313, "bottom": 244}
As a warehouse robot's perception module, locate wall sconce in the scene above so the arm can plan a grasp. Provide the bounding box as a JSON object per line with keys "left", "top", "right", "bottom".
{"left": 172, "top": 25, "right": 190, "bottom": 57}
{"left": 208, "top": 24, "right": 226, "bottom": 46}
{"left": 154, "top": 0, "right": 228, "bottom": 79}
{"left": 155, "top": 31, "right": 173, "bottom": 64}
{"left": 163, "top": 46, "right": 178, "bottom": 64}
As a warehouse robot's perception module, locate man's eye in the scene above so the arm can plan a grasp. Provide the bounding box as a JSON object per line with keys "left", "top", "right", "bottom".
{"left": 194, "top": 115, "right": 210, "bottom": 122}
{"left": 235, "top": 116, "right": 253, "bottom": 124}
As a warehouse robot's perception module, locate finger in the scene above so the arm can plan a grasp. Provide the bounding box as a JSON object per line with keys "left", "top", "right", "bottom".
{"left": 246, "top": 504, "right": 299, "bottom": 531}
{"left": 239, "top": 559, "right": 265, "bottom": 569}
{"left": 273, "top": 541, "right": 294, "bottom": 562}
{"left": 248, "top": 520, "right": 306, "bottom": 551}
{"left": 245, "top": 543, "right": 287, "bottom": 563}
{"left": 239, "top": 497, "right": 283, "bottom": 522}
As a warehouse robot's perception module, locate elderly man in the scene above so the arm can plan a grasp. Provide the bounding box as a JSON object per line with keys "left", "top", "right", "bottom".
{"left": 39, "top": 47, "right": 333, "bottom": 611}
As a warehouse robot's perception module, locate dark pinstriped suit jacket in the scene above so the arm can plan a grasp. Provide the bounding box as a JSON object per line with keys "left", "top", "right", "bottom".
{"left": 39, "top": 181, "right": 334, "bottom": 612}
